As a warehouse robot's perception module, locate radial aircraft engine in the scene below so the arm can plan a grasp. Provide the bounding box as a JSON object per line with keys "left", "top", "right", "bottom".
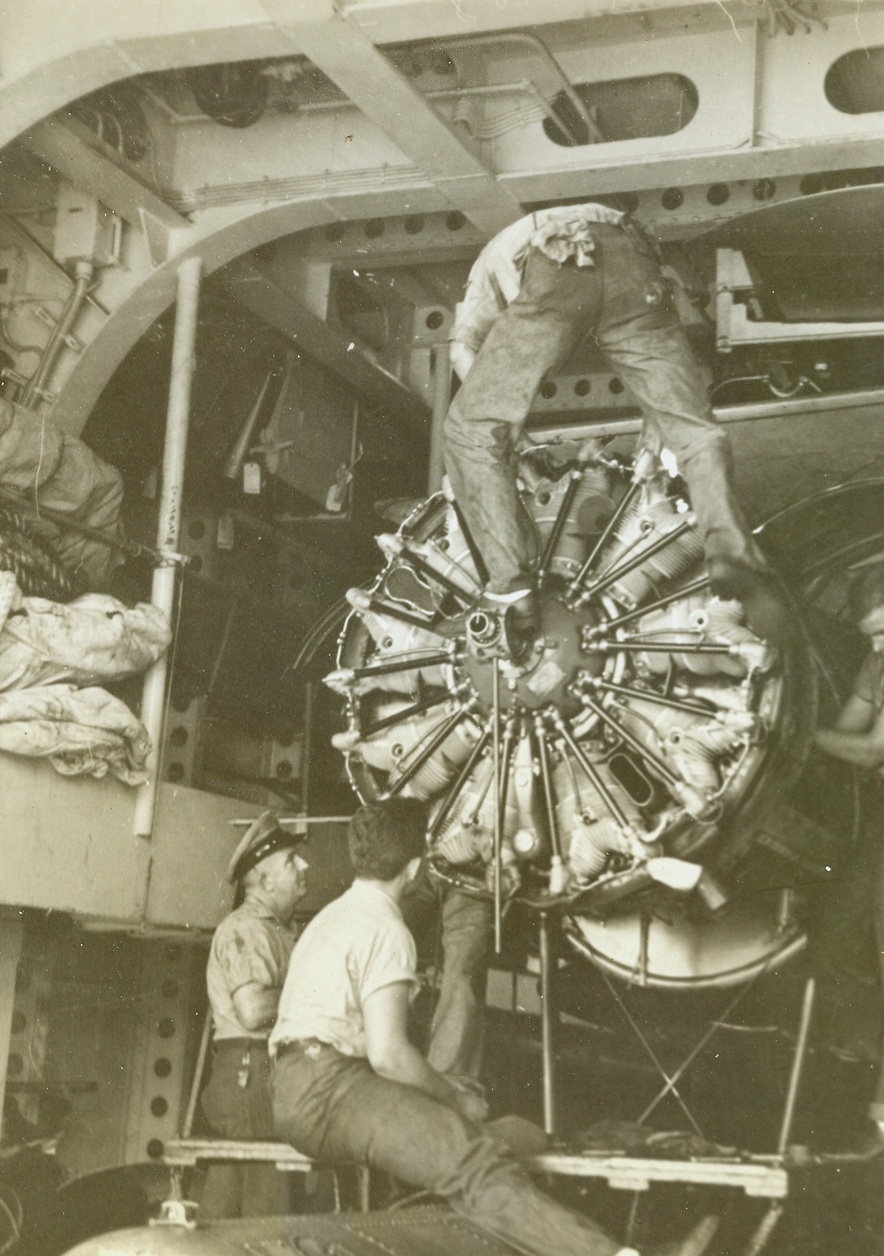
{"left": 325, "top": 442, "right": 817, "bottom": 989}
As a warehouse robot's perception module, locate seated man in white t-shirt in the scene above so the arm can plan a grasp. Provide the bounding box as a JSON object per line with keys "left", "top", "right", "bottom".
{"left": 270, "top": 799, "right": 717, "bottom": 1256}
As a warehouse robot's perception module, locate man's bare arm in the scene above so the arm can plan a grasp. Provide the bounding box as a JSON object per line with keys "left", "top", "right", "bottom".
{"left": 363, "top": 982, "right": 487, "bottom": 1121}
{"left": 814, "top": 692, "right": 884, "bottom": 770}
{"left": 231, "top": 982, "right": 280, "bottom": 1032}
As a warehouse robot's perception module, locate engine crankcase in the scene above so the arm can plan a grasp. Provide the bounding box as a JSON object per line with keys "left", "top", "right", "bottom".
{"left": 327, "top": 450, "right": 815, "bottom": 987}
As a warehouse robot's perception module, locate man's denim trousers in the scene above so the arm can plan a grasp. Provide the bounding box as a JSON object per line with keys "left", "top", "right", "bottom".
{"left": 403, "top": 881, "right": 493, "bottom": 1081}
{"left": 272, "top": 1044, "right": 622, "bottom": 1256}
{"left": 445, "top": 224, "right": 762, "bottom": 594}
{"left": 200, "top": 1041, "right": 289, "bottom": 1218}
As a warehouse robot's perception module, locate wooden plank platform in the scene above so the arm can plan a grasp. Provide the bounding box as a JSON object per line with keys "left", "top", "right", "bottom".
{"left": 165, "top": 1137, "right": 790, "bottom": 1198}
{"left": 529, "top": 1151, "right": 790, "bottom": 1198}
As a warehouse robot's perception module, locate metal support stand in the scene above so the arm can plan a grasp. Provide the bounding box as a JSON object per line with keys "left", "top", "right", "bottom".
{"left": 528, "top": 975, "right": 818, "bottom": 1256}
{"left": 539, "top": 910, "right": 557, "bottom": 1137}
{"left": 427, "top": 342, "right": 451, "bottom": 495}
{"left": 134, "top": 256, "right": 202, "bottom": 838}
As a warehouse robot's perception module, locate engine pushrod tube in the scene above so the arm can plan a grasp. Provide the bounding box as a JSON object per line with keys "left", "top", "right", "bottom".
{"left": 566, "top": 478, "right": 641, "bottom": 597}
{"left": 383, "top": 705, "right": 473, "bottom": 799}
{"left": 534, "top": 713, "right": 562, "bottom": 861}
{"left": 364, "top": 595, "right": 442, "bottom": 631}
{"left": 494, "top": 708, "right": 520, "bottom": 952}
{"left": 585, "top": 575, "right": 709, "bottom": 637}
{"left": 448, "top": 495, "right": 491, "bottom": 587}
{"left": 584, "top": 677, "right": 716, "bottom": 719}
{"left": 348, "top": 650, "right": 453, "bottom": 680}
{"left": 491, "top": 663, "right": 503, "bottom": 953}
{"left": 429, "top": 726, "right": 492, "bottom": 840}
{"left": 578, "top": 690, "right": 681, "bottom": 789}
{"left": 359, "top": 690, "right": 452, "bottom": 737}
{"left": 591, "top": 639, "right": 736, "bottom": 655}
{"left": 550, "top": 712, "right": 634, "bottom": 831}
{"left": 537, "top": 469, "right": 582, "bottom": 584}
{"left": 575, "top": 516, "right": 696, "bottom": 603}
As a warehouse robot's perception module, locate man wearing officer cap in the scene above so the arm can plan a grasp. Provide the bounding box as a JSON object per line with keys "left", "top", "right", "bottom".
{"left": 199, "top": 810, "right": 309, "bottom": 1218}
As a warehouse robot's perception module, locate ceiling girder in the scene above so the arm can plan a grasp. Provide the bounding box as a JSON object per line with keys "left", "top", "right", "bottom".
{"left": 261, "top": 4, "right": 523, "bottom": 238}
{"left": 20, "top": 117, "right": 188, "bottom": 234}
{"left": 219, "top": 255, "right": 430, "bottom": 423}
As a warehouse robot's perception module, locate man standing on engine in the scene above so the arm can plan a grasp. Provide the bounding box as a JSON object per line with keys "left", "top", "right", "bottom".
{"left": 444, "top": 203, "right": 784, "bottom": 652}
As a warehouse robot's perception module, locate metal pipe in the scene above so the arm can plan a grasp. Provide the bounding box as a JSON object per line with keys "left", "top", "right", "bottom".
{"left": 585, "top": 575, "right": 709, "bottom": 637}
{"left": 429, "top": 726, "right": 491, "bottom": 841}
{"left": 133, "top": 256, "right": 202, "bottom": 839}
{"left": 578, "top": 690, "right": 682, "bottom": 790}
{"left": 360, "top": 690, "right": 451, "bottom": 738}
{"left": 0, "top": 485, "right": 165, "bottom": 563}
{"left": 491, "top": 663, "right": 503, "bottom": 953}
{"left": 585, "top": 677, "right": 716, "bottom": 719}
{"left": 574, "top": 515, "right": 697, "bottom": 605}
{"left": 444, "top": 32, "right": 603, "bottom": 144}
{"left": 551, "top": 712, "right": 634, "bottom": 832}
{"left": 427, "top": 342, "right": 450, "bottom": 494}
{"left": 223, "top": 366, "right": 278, "bottom": 480}
{"left": 593, "top": 638, "right": 737, "bottom": 655}
{"left": 567, "top": 478, "right": 641, "bottom": 599}
{"left": 443, "top": 481, "right": 490, "bottom": 587}
{"left": 20, "top": 259, "right": 93, "bottom": 407}
{"left": 327, "top": 649, "right": 453, "bottom": 685}
{"left": 536, "top": 387, "right": 884, "bottom": 446}
{"left": 383, "top": 705, "right": 473, "bottom": 799}
{"left": 539, "top": 911, "right": 558, "bottom": 1136}
{"left": 777, "top": 977, "right": 815, "bottom": 1155}
{"left": 537, "top": 468, "right": 582, "bottom": 584}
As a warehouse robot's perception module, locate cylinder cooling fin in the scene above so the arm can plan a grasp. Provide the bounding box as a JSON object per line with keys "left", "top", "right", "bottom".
{"left": 325, "top": 443, "right": 817, "bottom": 988}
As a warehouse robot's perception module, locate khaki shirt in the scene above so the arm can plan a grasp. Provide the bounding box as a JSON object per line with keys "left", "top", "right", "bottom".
{"left": 207, "top": 899, "right": 297, "bottom": 1041}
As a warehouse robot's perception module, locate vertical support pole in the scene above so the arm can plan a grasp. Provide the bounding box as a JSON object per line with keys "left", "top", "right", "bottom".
{"left": 302, "top": 681, "right": 315, "bottom": 816}
{"left": 0, "top": 917, "right": 24, "bottom": 1143}
{"left": 777, "top": 976, "right": 815, "bottom": 1155}
{"left": 427, "top": 342, "right": 451, "bottom": 495}
{"left": 134, "top": 256, "right": 202, "bottom": 838}
{"left": 539, "top": 910, "right": 557, "bottom": 1137}
{"left": 491, "top": 660, "right": 502, "bottom": 954}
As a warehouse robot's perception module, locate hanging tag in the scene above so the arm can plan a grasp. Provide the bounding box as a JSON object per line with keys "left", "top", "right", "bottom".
{"left": 216, "top": 512, "right": 235, "bottom": 551}
{"left": 242, "top": 462, "right": 262, "bottom": 495}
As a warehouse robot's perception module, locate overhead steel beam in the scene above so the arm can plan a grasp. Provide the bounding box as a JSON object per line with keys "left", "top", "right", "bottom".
{"left": 263, "top": 4, "right": 523, "bottom": 238}
{"left": 336, "top": 0, "right": 762, "bottom": 44}
{"left": 20, "top": 116, "right": 189, "bottom": 235}
{"left": 218, "top": 255, "right": 430, "bottom": 422}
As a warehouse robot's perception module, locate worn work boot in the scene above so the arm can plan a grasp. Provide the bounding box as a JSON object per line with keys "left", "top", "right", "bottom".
{"left": 645, "top": 1214, "right": 720, "bottom": 1256}
{"left": 707, "top": 560, "right": 794, "bottom": 646}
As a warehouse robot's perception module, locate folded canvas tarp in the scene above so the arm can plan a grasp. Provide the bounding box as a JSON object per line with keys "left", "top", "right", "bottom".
{"left": 0, "top": 572, "right": 168, "bottom": 784}
{"left": 0, "top": 683, "right": 150, "bottom": 784}
{"left": 0, "top": 398, "right": 125, "bottom": 589}
{"left": 0, "top": 578, "right": 170, "bottom": 691}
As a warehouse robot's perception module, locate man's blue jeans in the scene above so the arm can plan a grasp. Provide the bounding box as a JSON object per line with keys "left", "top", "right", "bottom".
{"left": 445, "top": 224, "right": 762, "bottom": 594}
{"left": 272, "top": 1043, "right": 622, "bottom": 1256}
{"left": 872, "top": 829, "right": 884, "bottom": 1123}
{"left": 404, "top": 881, "right": 493, "bottom": 1080}
{"left": 200, "top": 1041, "right": 289, "bottom": 1218}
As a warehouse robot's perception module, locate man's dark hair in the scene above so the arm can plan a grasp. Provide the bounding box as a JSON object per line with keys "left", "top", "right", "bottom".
{"left": 848, "top": 562, "right": 884, "bottom": 624}
{"left": 348, "top": 799, "right": 428, "bottom": 880}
